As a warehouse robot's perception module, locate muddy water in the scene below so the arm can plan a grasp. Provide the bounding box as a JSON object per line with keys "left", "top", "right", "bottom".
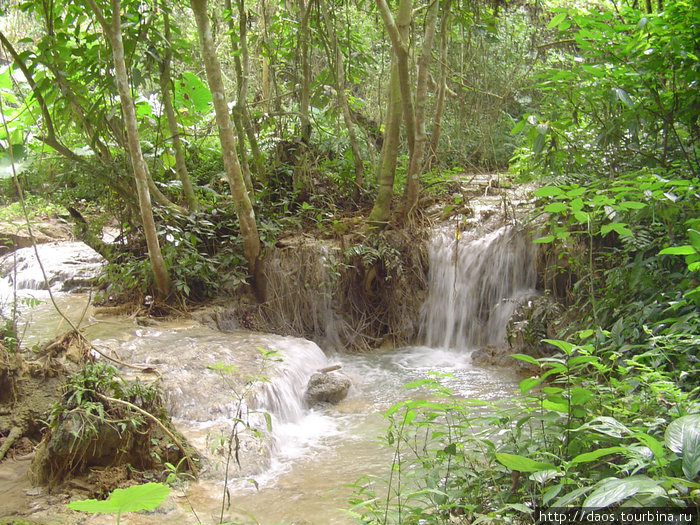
{"left": 1, "top": 217, "right": 532, "bottom": 524}
{"left": 1, "top": 296, "right": 520, "bottom": 525}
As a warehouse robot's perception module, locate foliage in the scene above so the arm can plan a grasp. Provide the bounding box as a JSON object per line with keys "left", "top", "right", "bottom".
{"left": 349, "top": 335, "right": 699, "bottom": 523}
{"left": 48, "top": 361, "right": 162, "bottom": 438}
{"left": 349, "top": 2, "right": 699, "bottom": 522}
{"left": 510, "top": 1, "right": 699, "bottom": 179}
{"left": 67, "top": 482, "right": 170, "bottom": 524}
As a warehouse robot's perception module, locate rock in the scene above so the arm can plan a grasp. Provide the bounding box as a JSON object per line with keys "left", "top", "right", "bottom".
{"left": 304, "top": 371, "right": 351, "bottom": 406}
{"left": 0, "top": 221, "right": 72, "bottom": 256}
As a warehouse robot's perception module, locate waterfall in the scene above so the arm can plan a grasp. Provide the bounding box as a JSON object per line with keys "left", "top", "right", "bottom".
{"left": 420, "top": 226, "right": 537, "bottom": 349}
{"left": 0, "top": 242, "right": 105, "bottom": 293}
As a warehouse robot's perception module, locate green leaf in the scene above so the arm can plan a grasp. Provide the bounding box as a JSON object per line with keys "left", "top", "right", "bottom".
{"left": 633, "top": 433, "right": 665, "bottom": 461}
{"left": 177, "top": 72, "right": 212, "bottom": 113}
{"left": 495, "top": 453, "right": 556, "bottom": 473}
{"left": 542, "top": 339, "right": 574, "bottom": 354}
{"left": 519, "top": 376, "right": 541, "bottom": 394}
{"left": 547, "top": 12, "right": 567, "bottom": 29}
{"left": 665, "top": 414, "right": 700, "bottom": 479}
{"left": 617, "top": 201, "right": 647, "bottom": 210}
{"left": 613, "top": 87, "right": 634, "bottom": 108}
{"left": 600, "top": 223, "right": 632, "bottom": 237}
{"left": 533, "top": 186, "right": 564, "bottom": 197}
{"left": 533, "top": 133, "right": 546, "bottom": 154}
{"left": 544, "top": 202, "right": 568, "bottom": 213}
{"left": 583, "top": 476, "right": 659, "bottom": 508}
{"left": 533, "top": 235, "right": 556, "bottom": 244}
{"left": 67, "top": 483, "right": 170, "bottom": 515}
{"left": 510, "top": 353, "right": 540, "bottom": 366}
{"left": 570, "top": 446, "right": 625, "bottom": 465}
{"left": 542, "top": 398, "right": 569, "bottom": 413}
{"left": 659, "top": 246, "right": 696, "bottom": 255}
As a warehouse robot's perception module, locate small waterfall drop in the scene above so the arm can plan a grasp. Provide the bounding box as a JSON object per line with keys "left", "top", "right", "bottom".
{"left": 420, "top": 225, "right": 537, "bottom": 349}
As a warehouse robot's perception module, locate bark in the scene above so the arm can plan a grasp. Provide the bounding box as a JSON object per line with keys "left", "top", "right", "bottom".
{"left": 426, "top": 0, "right": 452, "bottom": 170}
{"left": 226, "top": 0, "right": 266, "bottom": 182}
{"left": 319, "top": 0, "right": 365, "bottom": 202}
{"left": 160, "top": 9, "right": 199, "bottom": 211}
{"left": 296, "top": 0, "right": 312, "bottom": 142}
{"left": 376, "top": 0, "right": 415, "bottom": 156}
{"left": 191, "top": 0, "right": 264, "bottom": 299}
{"left": 368, "top": 61, "right": 401, "bottom": 226}
{"left": 86, "top": 0, "right": 171, "bottom": 299}
{"left": 402, "top": 0, "right": 438, "bottom": 217}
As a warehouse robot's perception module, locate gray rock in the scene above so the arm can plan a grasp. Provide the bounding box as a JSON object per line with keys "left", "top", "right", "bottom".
{"left": 304, "top": 371, "right": 351, "bottom": 406}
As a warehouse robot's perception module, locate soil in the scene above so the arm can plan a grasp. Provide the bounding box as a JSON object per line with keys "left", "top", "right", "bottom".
{"left": 0, "top": 331, "right": 198, "bottom": 524}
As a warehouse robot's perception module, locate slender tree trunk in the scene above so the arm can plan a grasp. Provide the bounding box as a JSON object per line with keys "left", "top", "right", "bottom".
{"left": 260, "top": 0, "right": 271, "bottom": 113}
{"left": 160, "top": 9, "right": 199, "bottom": 211}
{"left": 224, "top": 0, "right": 253, "bottom": 193}
{"left": 227, "top": 0, "right": 266, "bottom": 182}
{"left": 296, "top": 0, "right": 312, "bottom": 142}
{"left": 191, "top": 0, "right": 264, "bottom": 299}
{"left": 368, "top": 61, "right": 401, "bottom": 226}
{"left": 376, "top": 0, "right": 438, "bottom": 220}
{"left": 402, "top": 0, "right": 438, "bottom": 217}
{"left": 86, "top": 0, "right": 171, "bottom": 298}
{"left": 319, "top": 0, "right": 365, "bottom": 202}
{"left": 427, "top": 0, "right": 452, "bottom": 169}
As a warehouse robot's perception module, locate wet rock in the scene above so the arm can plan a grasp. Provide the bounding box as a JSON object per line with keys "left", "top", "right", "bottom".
{"left": 0, "top": 241, "right": 106, "bottom": 292}
{"left": 304, "top": 371, "right": 351, "bottom": 406}
{"left": 0, "top": 221, "right": 72, "bottom": 256}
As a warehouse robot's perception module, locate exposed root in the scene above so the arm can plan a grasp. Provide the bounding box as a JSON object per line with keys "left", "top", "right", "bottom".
{"left": 97, "top": 394, "right": 198, "bottom": 479}
{"left": 0, "top": 426, "right": 22, "bottom": 462}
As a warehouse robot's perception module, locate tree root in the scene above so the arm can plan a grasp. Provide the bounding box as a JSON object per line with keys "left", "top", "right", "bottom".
{"left": 0, "top": 425, "right": 23, "bottom": 462}
{"left": 96, "top": 394, "right": 198, "bottom": 479}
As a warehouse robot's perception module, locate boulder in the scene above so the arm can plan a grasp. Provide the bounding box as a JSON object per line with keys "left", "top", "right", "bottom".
{"left": 304, "top": 371, "right": 351, "bottom": 406}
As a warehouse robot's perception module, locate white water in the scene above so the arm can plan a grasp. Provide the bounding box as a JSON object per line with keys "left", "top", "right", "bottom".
{"left": 1, "top": 227, "right": 533, "bottom": 524}
{"left": 421, "top": 225, "right": 537, "bottom": 349}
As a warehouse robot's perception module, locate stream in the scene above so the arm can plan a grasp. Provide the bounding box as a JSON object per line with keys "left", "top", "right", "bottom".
{"left": 0, "top": 221, "right": 534, "bottom": 524}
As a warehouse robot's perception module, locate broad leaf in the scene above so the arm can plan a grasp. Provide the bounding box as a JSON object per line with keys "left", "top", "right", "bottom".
{"left": 659, "top": 246, "right": 696, "bottom": 255}
{"left": 495, "top": 453, "right": 556, "bottom": 472}
{"left": 570, "top": 446, "right": 625, "bottom": 465}
{"left": 67, "top": 482, "right": 170, "bottom": 515}
{"left": 665, "top": 414, "right": 700, "bottom": 479}
{"left": 583, "top": 476, "right": 659, "bottom": 508}
{"left": 544, "top": 202, "right": 568, "bottom": 213}
{"left": 533, "top": 186, "right": 563, "bottom": 197}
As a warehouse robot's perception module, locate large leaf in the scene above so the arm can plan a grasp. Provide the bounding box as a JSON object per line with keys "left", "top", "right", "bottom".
{"left": 569, "top": 446, "right": 625, "bottom": 465}
{"left": 583, "top": 476, "right": 659, "bottom": 508}
{"left": 67, "top": 482, "right": 170, "bottom": 515}
{"left": 665, "top": 414, "right": 700, "bottom": 479}
{"left": 495, "top": 453, "right": 556, "bottom": 473}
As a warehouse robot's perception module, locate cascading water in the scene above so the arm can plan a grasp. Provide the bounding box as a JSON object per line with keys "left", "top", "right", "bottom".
{"left": 2, "top": 219, "right": 534, "bottom": 524}
{"left": 420, "top": 225, "right": 537, "bottom": 349}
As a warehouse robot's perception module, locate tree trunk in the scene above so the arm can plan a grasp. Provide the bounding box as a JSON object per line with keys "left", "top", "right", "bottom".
{"left": 86, "top": 0, "right": 171, "bottom": 299}
{"left": 160, "top": 9, "right": 199, "bottom": 211}
{"left": 296, "top": 0, "right": 312, "bottom": 142}
{"left": 227, "top": 0, "right": 266, "bottom": 182}
{"left": 190, "top": 0, "right": 264, "bottom": 299}
{"left": 319, "top": 0, "right": 365, "bottom": 202}
{"left": 375, "top": 0, "right": 439, "bottom": 220}
{"left": 426, "top": 0, "right": 452, "bottom": 170}
{"left": 402, "top": 0, "right": 438, "bottom": 217}
{"left": 224, "top": 0, "right": 254, "bottom": 194}
{"left": 368, "top": 61, "right": 401, "bottom": 226}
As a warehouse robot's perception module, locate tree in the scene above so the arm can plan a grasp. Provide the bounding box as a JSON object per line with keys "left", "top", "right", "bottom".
{"left": 190, "top": 0, "right": 264, "bottom": 299}
{"left": 84, "top": 0, "right": 172, "bottom": 298}
{"left": 159, "top": 7, "right": 199, "bottom": 211}
{"left": 373, "top": 0, "right": 440, "bottom": 221}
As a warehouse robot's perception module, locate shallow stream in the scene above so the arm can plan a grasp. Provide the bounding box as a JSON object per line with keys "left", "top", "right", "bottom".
{"left": 0, "top": 218, "right": 533, "bottom": 524}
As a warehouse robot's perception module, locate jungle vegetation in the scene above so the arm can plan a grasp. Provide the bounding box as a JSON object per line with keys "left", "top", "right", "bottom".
{"left": 0, "top": 0, "right": 698, "bottom": 521}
